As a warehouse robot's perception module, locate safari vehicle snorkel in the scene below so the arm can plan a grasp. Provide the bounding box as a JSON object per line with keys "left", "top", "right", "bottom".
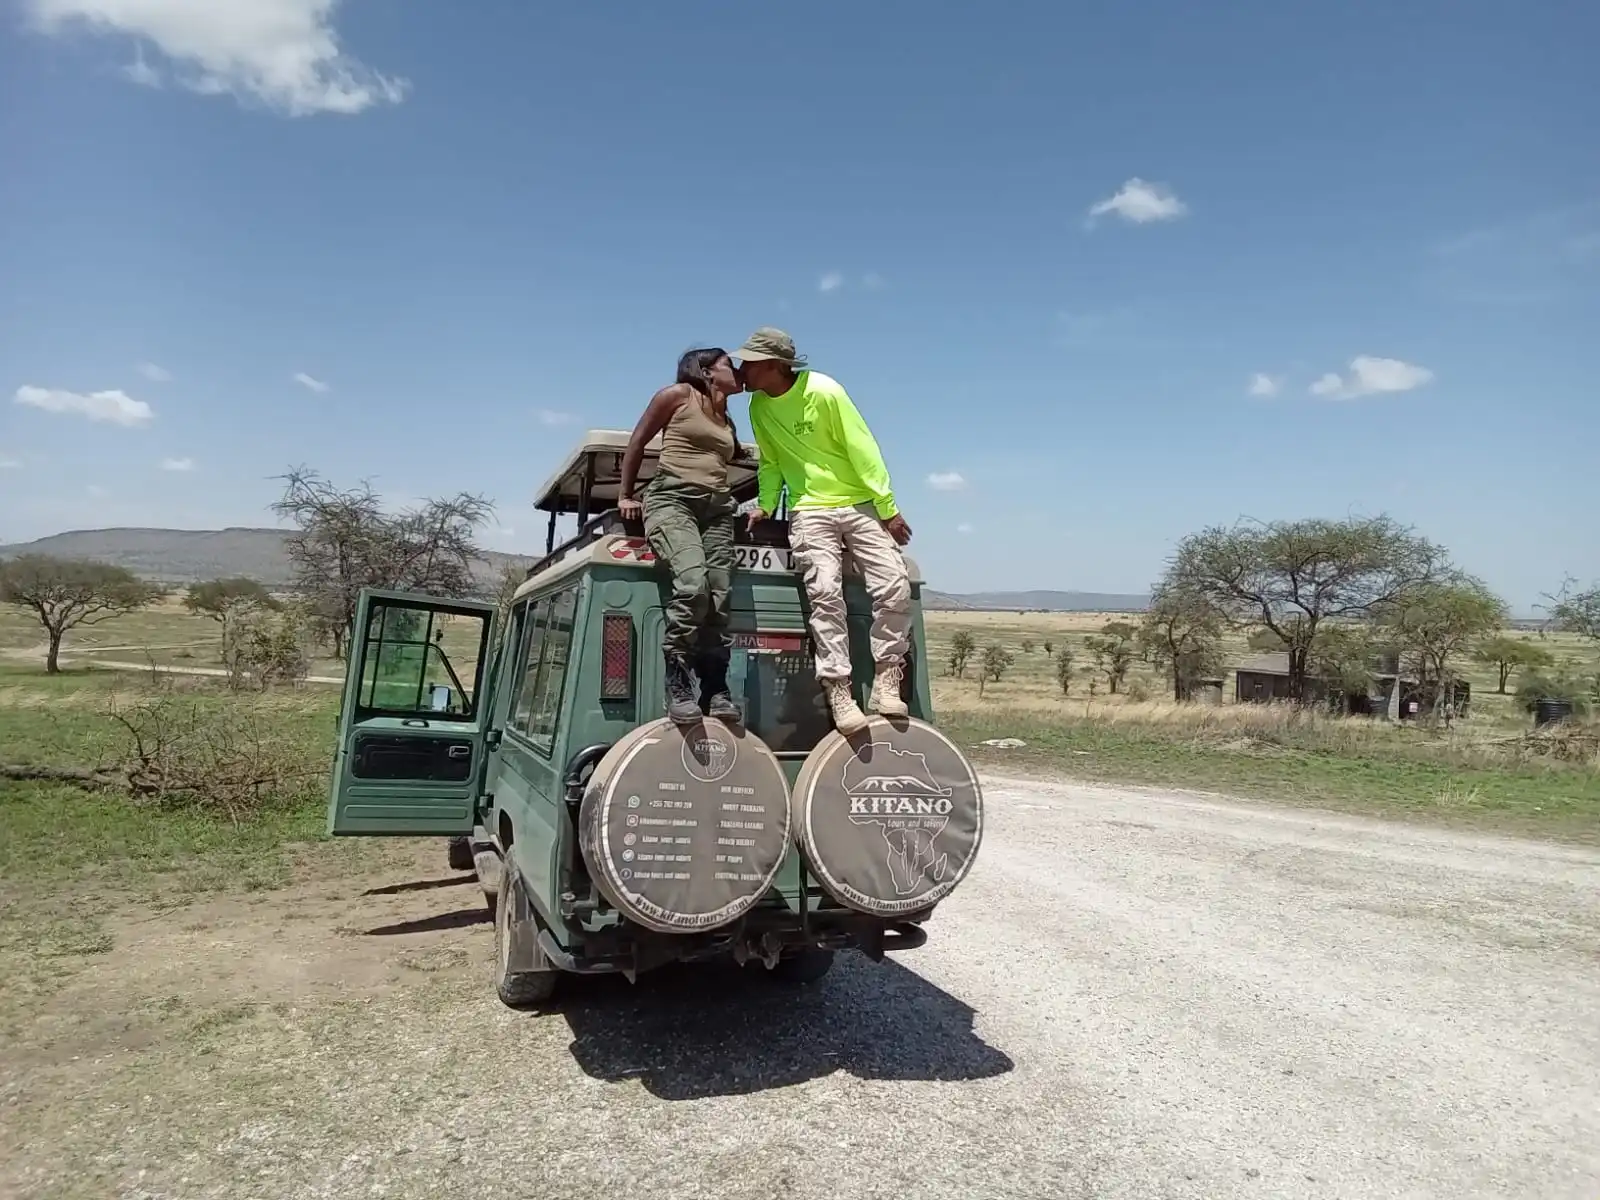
{"left": 326, "top": 429, "right": 985, "bottom": 1007}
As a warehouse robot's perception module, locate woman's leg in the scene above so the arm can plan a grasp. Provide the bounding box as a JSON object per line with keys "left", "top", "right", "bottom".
{"left": 642, "top": 478, "right": 712, "bottom": 723}
{"left": 695, "top": 495, "right": 740, "bottom": 722}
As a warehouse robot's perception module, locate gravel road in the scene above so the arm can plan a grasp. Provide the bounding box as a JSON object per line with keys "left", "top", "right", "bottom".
{"left": 13, "top": 774, "right": 1600, "bottom": 1199}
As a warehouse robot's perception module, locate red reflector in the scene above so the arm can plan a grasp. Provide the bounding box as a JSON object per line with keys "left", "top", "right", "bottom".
{"left": 601, "top": 613, "right": 633, "bottom": 700}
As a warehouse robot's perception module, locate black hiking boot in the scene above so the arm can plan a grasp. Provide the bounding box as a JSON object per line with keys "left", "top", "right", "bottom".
{"left": 698, "top": 651, "right": 743, "bottom": 725}
{"left": 664, "top": 652, "right": 701, "bottom": 725}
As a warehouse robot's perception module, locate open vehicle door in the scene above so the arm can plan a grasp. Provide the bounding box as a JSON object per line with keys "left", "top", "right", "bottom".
{"left": 327, "top": 588, "right": 496, "bottom": 836}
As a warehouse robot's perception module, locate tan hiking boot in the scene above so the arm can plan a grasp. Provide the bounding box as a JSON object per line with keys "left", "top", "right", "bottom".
{"left": 822, "top": 678, "right": 869, "bottom": 736}
{"left": 869, "top": 660, "right": 909, "bottom": 717}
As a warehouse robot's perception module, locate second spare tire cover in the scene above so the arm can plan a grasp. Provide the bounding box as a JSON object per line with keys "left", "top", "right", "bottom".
{"left": 792, "top": 716, "right": 983, "bottom": 917}
{"left": 578, "top": 717, "right": 791, "bottom": 935}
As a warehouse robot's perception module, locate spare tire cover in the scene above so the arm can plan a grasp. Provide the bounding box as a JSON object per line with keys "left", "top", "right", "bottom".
{"left": 791, "top": 717, "right": 983, "bottom": 917}
{"left": 578, "top": 718, "right": 791, "bottom": 935}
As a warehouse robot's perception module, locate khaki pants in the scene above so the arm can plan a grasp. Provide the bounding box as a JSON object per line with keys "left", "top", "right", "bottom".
{"left": 789, "top": 503, "right": 911, "bottom": 680}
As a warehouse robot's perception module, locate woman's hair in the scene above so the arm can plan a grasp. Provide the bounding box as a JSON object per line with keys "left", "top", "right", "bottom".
{"left": 676, "top": 347, "right": 728, "bottom": 396}
{"left": 675, "top": 346, "right": 740, "bottom": 449}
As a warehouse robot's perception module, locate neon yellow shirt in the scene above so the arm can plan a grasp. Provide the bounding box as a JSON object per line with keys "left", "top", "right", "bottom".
{"left": 748, "top": 371, "right": 899, "bottom": 520}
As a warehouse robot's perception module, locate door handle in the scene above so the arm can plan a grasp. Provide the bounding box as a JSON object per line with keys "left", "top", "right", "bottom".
{"left": 447, "top": 745, "right": 471, "bottom": 760}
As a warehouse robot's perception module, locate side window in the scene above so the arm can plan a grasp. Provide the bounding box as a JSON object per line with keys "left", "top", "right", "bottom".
{"left": 509, "top": 598, "right": 548, "bottom": 738}
{"left": 527, "top": 587, "right": 577, "bottom": 754}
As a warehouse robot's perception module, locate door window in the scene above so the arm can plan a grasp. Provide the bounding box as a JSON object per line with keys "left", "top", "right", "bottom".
{"left": 354, "top": 600, "right": 489, "bottom": 720}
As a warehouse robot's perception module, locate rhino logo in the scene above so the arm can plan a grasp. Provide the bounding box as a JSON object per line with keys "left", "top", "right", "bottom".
{"left": 682, "top": 724, "right": 736, "bottom": 783}
{"left": 841, "top": 743, "right": 954, "bottom": 897}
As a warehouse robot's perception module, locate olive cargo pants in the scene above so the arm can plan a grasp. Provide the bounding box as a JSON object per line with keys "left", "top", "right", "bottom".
{"left": 642, "top": 472, "right": 736, "bottom": 663}
{"left": 788, "top": 503, "right": 911, "bottom": 680}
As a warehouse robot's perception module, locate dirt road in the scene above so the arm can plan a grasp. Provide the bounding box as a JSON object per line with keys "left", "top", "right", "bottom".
{"left": 5, "top": 775, "right": 1599, "bottom": 1199}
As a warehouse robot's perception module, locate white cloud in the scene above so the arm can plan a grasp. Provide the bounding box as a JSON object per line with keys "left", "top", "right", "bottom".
{"left": 137, "top": 361, "right": 172, "bottom": 382}
{"left": 25, "top": 0, "right": 408, "bottom": 117}
{"left": 14, "top": 384, "right": 153, "bottom": 426}
{"left": 1087, "top": 177, "right": 1188, "bottom": 226}
{"left": 956, "top": 522, "right": 974, "bottom": 535}
{"left": 0, "top": 455, "right": 21, "bottom": 469}
{"left": 1310, "top": 356, "right": 1435, "bottom": 400}
{"left": 926, "top": 471, "right": 967, "bottom": 491}
{"left": 818, "top": 271, "right": 844, "bottom": 293}
{"left": 1248, "top": 373, "right": 1280, "bottom": 397}
{"left": 292, "top": 371, "right": 330, "bottom": 393}
{"left": 537, "top": 409, "right": 577, "bottom": 427}
{"left": 160, "top": 456, "right": 195, "bottom": 471}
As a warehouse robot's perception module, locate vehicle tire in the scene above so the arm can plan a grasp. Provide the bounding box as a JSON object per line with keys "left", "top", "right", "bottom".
{"left": 768, "top": 947, "right": 836, "bottom": 985}
{"left": 446, "top": 835, "right": 473, "bottom": 873}
{"left": 493, "top": 864, "right": 557, "bottom": 1009}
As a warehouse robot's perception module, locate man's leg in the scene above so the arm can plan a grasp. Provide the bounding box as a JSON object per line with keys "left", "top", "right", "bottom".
{"left": 696, "top": 496, "right": 741, "bottom": 723}
{"left": 642, "top": 481, "right": 710, "bottom": 724}
{"left": 840, "top": 503, "right": 912, "bottom": 717}
{"left": 790, "top": 509, "right": 868, "bottom": 735}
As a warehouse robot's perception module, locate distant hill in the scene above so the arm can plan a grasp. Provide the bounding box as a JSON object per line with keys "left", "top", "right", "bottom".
{"left": 0, "top": 528, "right": 1145, "bottom": 611}
{"left": 937, "top": 589, "right": 1150, "bottom": 613}
{"left": 0, "top": 527, "right": 530, "bottom": 591}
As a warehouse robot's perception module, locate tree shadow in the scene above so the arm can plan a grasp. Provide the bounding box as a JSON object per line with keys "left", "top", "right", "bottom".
{"left": 362, "top": 875, "right": 476, "bottom": 897}
{"left": 363, "top": 908, "right": 489, "bottom": 936}
{"left": 561, "top": 951, "right": 1013, "bottom": 1101}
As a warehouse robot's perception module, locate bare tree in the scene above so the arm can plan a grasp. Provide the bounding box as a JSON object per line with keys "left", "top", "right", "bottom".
{"left": 1166, "top": 515, "right": 1447, "bottom": 702}
{"left": 0, "top": 555, "right": 159, "bottom": 673}
{"left": 1138, "top": 583, "right": 1225, "bottom": 701}
{"left": 270, "top": 467, "right": 494, "bottom": 660}
{"left": 1548, "top": 577, "right": 1599, "bottom": 641}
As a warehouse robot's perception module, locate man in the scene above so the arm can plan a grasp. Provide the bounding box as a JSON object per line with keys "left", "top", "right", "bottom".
{"left": 735, "top": 326, "right": 913, "bottom": 736}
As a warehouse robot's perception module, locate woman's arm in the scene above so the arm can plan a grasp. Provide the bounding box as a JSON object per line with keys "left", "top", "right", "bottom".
{"left": 618, "top": 385, "right": 686, "bottom": 517}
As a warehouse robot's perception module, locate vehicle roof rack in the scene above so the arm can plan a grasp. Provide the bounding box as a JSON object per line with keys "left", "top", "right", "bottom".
{"left": 532, "top": 429, "right": 763, "bottom": 519}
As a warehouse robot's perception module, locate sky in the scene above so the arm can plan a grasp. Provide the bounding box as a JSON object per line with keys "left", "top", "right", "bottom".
{"left": 1, "top": 0, "right": 1596, "bottom": 612}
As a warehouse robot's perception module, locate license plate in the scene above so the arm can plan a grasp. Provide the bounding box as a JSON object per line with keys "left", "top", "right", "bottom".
{"left": 734, "top": 545, "right": 793, "bottom": 573}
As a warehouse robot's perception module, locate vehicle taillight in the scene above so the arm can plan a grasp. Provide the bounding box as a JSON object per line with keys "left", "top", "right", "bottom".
{"left": 601, "top": 613, "right": 633, "bottom": 700}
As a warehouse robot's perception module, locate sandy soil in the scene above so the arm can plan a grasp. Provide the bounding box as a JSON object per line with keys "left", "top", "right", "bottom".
{"left": 4, "top": 775, "right": 1599, "bottom": 1199}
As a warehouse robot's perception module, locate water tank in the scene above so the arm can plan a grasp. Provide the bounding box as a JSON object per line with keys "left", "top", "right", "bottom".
{"left": 1534, "top": 698, "right": 1574, "bottom": 729}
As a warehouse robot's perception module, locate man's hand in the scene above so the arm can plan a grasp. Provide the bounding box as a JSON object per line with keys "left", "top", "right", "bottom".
{"left": 882, "top": 514, "right": 912, "bottom": 546}
{"left": 619, "top": 498, "right": 643, "bottom": 522}
{"left": 746, "top": 509, "right": 768, "bottom": 533}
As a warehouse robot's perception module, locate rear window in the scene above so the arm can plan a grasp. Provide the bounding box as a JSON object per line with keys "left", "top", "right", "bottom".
{"left": 725, "top": 632, "right": 832, "bottom": 754}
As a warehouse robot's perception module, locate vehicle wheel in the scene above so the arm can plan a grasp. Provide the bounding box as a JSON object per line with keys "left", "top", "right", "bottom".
{"left": 768, "top": 947, "right": 836, "bottom": 985}
{"left": 493, "top": 865, "right": 558, "bottom": 1009}
{"left": 446, "top": 836, "right": 473, "bottom": 873}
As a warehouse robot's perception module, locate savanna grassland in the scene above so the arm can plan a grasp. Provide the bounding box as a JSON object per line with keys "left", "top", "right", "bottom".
{"left": 926, "top": 610, "right": 1600, "bottom": 841}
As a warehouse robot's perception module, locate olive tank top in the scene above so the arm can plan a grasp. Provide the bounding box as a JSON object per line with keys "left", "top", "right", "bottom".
{"left": 657, "top": 393, "right": 736, "bottom": 490}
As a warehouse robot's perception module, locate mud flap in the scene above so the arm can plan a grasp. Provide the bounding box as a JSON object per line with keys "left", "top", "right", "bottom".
{"left": 501, "top": 864, "right": 546, "bottom": 975}
{"left": 791, "top": 716, "right": 984, "bottom": 917}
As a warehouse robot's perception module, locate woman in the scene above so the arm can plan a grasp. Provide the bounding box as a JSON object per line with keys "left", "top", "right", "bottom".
{"left": 618, "top": 347, "right": 744, "bottom": 726}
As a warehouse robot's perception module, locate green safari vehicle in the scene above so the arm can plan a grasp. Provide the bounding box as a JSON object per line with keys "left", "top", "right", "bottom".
{"left": 325, "top": 430, "right": 985, "bottom": 1007}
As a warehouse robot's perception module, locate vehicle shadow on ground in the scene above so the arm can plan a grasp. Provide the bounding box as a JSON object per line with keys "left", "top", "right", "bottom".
{"left": 561, "top": 951, "right": 1013, "bottom": 1100}
{"left": 363, "top": 908, "right": 490, "bottom": 936}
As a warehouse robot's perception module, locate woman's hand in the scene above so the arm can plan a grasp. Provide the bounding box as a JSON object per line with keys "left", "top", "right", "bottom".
{"left": 619, "top": 497, "right": 643, "bottom": 522}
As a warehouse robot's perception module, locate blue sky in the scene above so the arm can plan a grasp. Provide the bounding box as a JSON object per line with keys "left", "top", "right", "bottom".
{"left": 1, "top": 0, "right": 1595, "bottom": 611}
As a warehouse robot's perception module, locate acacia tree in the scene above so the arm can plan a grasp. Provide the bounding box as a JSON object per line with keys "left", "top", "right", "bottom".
{"left": 185, "top": 577, "right": 280, "bottom": 660}
{"left": 1549, "top": 578, "right": 1599, "bottom": 641}
{"left": 1055, "top": 648, "right": 1074, "bottom": 695}
{"left": 1385, "top": 575, "right": 1506, "bottom": 722}
{"left": 948, "top": 630, "right": 976, "bottom": 678}
{"left": 1085, "top": 620, "right": 1136, "bottom": 694}
{"left": 977, "top": 644, "right": 1014, "bottom": 696}
{"left": 1165, "top": 515, "right": 1448, "bottom": 702}
{"left": 0, "top": 555, "right": 159, "bottom": 673}
{"left": 1472, "top": 635, "right": 1554, "bottom": 694}
{"left": 1138, "top": 583, "right": 1225, "bottom": 701}
{"left": 270, "top": 467, "right": 495, "bottom": 660}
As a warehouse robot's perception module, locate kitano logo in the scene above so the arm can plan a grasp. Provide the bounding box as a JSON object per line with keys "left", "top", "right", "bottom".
{"left": 682, "top": 726, "right": 737, "bottom": 782}
{"left": 840, "top": 742, "right": 956, "bottom": 897}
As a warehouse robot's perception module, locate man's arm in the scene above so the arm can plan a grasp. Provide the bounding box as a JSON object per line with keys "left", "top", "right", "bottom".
{"left": 750, "top": 401, "right": 784, "bottom": 517}
{"left": 825, "top": 382, "right": 899, "bottom": 521}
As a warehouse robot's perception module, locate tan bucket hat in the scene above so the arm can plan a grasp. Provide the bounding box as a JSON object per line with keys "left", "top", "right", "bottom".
{"left": 734, "top": 326, "right": 808, "bottom": 370}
